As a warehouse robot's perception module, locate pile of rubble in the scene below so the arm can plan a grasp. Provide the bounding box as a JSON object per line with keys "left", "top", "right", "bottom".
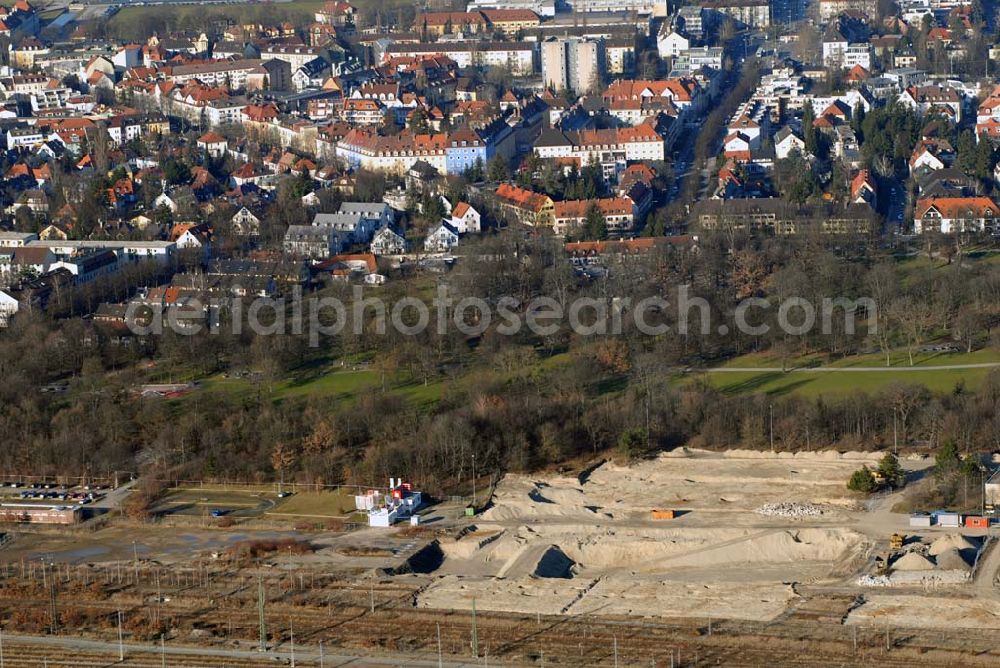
{"left": 857, "top": 574, "right": 892, "bottom": 587}
{"left": 754, "top": 502, "right": 824, "bottom": 518}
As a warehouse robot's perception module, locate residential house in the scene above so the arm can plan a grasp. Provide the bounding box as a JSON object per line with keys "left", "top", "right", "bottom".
{"left": 169, "top": 222, "right": 212, "bottom": 251}
{"left": 50, "top": 250, "right": 118, "bottom": 284}
{"left": 424, "top": 222, "right": 460, "bottom": 252}
{"left": 851, "top": 169, "right": 877, "bottom": 206}
{"left": 909, "top": 138, "right": 955, "bottom": 172}
{"left": 693, "top": 199, "right": 876, "bottom": 235}
{"left": 449, "top": 202, "right": 481, "bottom": 234}
{"left": 0, "top": 290, "right": 18, "bottom": 326}
{"left": 311, "top": 202, "right": 390, "bottom": 245}
{"left": 915, "top": 197, "right": 1000, "bottom": 234}
{"left": 899, "top": 85, "right": 962, "bottom": 124}
{"left": 197, "top": 131, "right": 228, "bottom": 158}
{"left": 314, "top": 253, "right": 378, "bottom": 281}
{"left": 552, "top": 197, "right": 635, "bottom": 236}
{"left": 494, "top": 183, "right": 554, "bottom": 227}
{"left": 480, "top": 9, "right": 541, "bottom": 35}
{"left": 370, "top": 227, "right": 407, "bottom": 255}
{"left": 774, "top": 126, "right": 806, "bottom": 159}
{"left": 0, "top": 247, "right": 56, "bottom": 285}
{"left": 283, "top": 225, "right": 339, "bottom": 258}
{"left": 657, "top": 29, "right": 689, "bottom": 59}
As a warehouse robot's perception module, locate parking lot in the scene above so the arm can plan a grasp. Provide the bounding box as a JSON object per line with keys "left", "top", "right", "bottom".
{"left": 0, "top": 480, "right": 110, "bottom": 507}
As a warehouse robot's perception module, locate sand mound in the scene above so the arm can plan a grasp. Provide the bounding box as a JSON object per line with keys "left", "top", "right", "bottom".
{"left": 934, "top": 548, "right": 971, "bottom": 572}
{"left": 560, "top": 527, "right": 862, "bottom": 573}
{"left": 533, "top": 545, "right": 575, "bottom": 579}
{"left": 481, "top": 478, "right": 605, "bottom": 522}
{"left": 892, "top": 552, "right": 935, "bottom": 571}
{"left": 928, "top": 535, "right": 977, "bottom": 556}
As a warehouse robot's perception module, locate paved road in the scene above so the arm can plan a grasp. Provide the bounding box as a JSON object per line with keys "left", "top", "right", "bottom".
{"left": 973, "top": 534, "right": 1000, "bottom": 600}
{"left": 91, "top": 478, "right": 136, "bottom": 511}
{"left": 705, "top": 363, "right": 1000, "bottom": 373}
{"left": 5, "top": 633, "right": 488, "bottom": 667}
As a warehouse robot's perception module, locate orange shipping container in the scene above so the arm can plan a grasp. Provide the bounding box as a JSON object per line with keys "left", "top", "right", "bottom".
{"left": 966, "top": 516, "right": 989, "bottom": 528}
{"left": 650, "top": 509, "right": 675, "bottom": 520}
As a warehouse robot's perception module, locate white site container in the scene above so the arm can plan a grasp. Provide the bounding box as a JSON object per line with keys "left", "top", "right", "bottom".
{"left": 937, "top": 512, "right": 961, "bottom": 528}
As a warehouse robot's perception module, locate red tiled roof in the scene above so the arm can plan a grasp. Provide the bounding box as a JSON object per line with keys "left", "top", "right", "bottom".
{"left": 553, "top": 198, "right": 633, "bottom": 218}
{"left": 916, "top": 196, "right": 1000, "bottom": 219}
{"left": 198, "top": 131, "right": 226, "bottom": 144}
{"left": 480, "top": 9, "right": 539, "bottom": 21}
{"left": 564, "top": 236, "right": 693, "bottom": 255}
{"left": 495, "top": 183, "right": 551, "bottom": 212}
{"left": 851, "top": 169, "right": 875, "bottom": 198}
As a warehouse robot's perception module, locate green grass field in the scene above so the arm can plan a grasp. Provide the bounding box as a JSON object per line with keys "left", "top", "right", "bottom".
{"left": 197, "top": 365, "right": 447, "bottom": 410}
{"left": 190, "top": 344, "right": 1000, "bottom": 407}
{"left": 718, "top": 348, "right": 1000, "bottom": 370}
{"left": 700, "top": 347, "right": 1000, "bottom": 397}
{"left": 270, "top": 489, "right": 360, "bottom": 517}
{"left": 701, "top": 366, "right": 991, "bottom": 398}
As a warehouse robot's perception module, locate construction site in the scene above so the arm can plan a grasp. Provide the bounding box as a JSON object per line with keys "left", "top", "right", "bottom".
{"left": 0, "top": 449, "right": 997, "bottom": 666}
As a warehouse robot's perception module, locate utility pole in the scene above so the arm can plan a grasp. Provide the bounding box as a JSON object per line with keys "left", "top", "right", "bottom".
{"left": 613, "top": 635, "right": 619, "bottom": 668}
{"left": 471, "top": 597, "right": 479, "bottom": 659}
{"left": 290, "top": 618, "right": 295, "bottom": 668}
{"left": 437, "top": 622, "right": 443, "bottom": 668}
{"left": 769, "top": 403, "right": 774, "bottom": 452}
{"left": 982, "top": 470, "right": 987, "bottom": 517}
{"left": 117, "top": 609, "right": 124, "bottom": 661}
{"left": 370, "top": 573, "right": 375, "bottom": 613}
{"left": 471, "top": 453, "right": 477, "bottom": 509}
{"left": 257, "top": 577, "right": 267, "bottom": 652}
{"left": 320, "top": 640, "right": 324, "bottom": 668}
{"left": 161, "top": 634, "right": 166, "bottom": 668}
{"left": 45, "top": 562, "right": 57, "bottom": 634}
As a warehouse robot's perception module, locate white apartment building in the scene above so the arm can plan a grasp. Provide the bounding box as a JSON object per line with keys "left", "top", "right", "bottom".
{"left": 843, "top": 43, "right": 874, "bottom": 70}
{"left": 167, "top": 60, "right": 264, "bottom": 88}
{"left": 26, "top": 240, "right": 177, "bottom": 264}
{"left": 534, "top": 125, "right": 664, "bottom": 167}
{"left": 383, "top": 43, "right": 535, "bottom": 75}
{"left": 565, "top": 0, "right": 668, "bottom": 16}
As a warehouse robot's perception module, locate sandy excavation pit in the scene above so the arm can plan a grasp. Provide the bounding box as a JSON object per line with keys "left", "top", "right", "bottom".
{"left": 433, "top": 524, "right": 868, "bottom": 580}
{"left": 480, "top": 448, "right": 881, "bottom": 525}
{"left": 414, "top": 450, "right": 879, "bottom": 621}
